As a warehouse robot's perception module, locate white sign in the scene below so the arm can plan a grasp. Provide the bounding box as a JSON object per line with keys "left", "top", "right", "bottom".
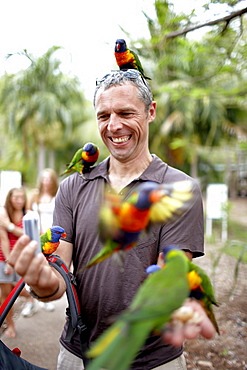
{"left": 0, "top": 171, "right": 22, "bottom": 206}
{"left": 206, "top": 184, "right": 228, "bottom": 219}
{"left": 206, "top": 183, "right": 228, "bottom": 241}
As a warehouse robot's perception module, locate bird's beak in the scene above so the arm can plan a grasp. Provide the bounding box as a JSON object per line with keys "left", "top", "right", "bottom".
{"left": 116, "top": 43, "right": 121, "bottom": 51}
{"left": 62, "top": 232, "right": 67, "bottom": 238}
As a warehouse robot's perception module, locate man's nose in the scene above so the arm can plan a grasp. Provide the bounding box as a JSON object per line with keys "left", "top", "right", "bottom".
{"left": 107, "top": 114, "right": 123, "bottom": 132}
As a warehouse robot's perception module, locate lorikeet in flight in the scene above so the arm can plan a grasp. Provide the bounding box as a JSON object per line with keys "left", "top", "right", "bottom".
{"left": 61, "top": 142, "right": 99, "bottom": 177}
{"left": 40, "top": 225, "right": 66, "bottom": 257}
{"left": 86, "top": 245, "right": 219, "bottom": 370}
{"left": 82, "top": 180, "right": 194, "bottom": 270}
{"left": 114, "top": 38, "right": 151, "bottom": 80}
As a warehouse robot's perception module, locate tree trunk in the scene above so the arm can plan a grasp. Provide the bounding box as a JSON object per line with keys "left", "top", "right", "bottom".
{"left": 190, "top": 151, "right": 198, "bottom": 179}
{"left": 48, "top": 150, "right": 55, "bottom": 169}
{"left": 38, "top": 141, "right": 46, "bottom": 174}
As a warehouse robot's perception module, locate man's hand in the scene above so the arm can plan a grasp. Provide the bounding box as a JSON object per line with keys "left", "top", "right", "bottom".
{"left": 8, "top": 235, "right": 65, "bottom": 300}
{"left": 162, "top": 298, "right": 216, "bottom": 346}
{"left": 157, "top": 252, "right": 216, "bottom": 346}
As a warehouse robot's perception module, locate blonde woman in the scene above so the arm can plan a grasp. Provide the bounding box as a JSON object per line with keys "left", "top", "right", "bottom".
{"left": 0, "top": 187, "right": 36, "bottom": 337}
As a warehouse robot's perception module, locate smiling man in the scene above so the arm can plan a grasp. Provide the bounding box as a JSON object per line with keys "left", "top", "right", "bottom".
{"left": 9, "top": 70, "right": 215, "bottom": 370}
{"left": 95, "top": 74, "right": 155, "bottom": 192}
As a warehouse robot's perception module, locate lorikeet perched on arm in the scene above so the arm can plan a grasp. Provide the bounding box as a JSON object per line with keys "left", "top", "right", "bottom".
{"left": 82, "top": 180, "right": 194, "bottom": 270}
{"left": 86, "top": 245, "right": 219, "bottom": 370}
{"left": 40, "top": 225, "right": 66, "bottom": 257}
{"left": 114, "top": 38, "right": 151, "bottom": 80}
{"left": 86, "top": 246, "right": 190, "bottom": 370}
{"left": 187, "top": 260, "right": 220, "bottom": 335}
{"left": 162, "top": 245, "right": 220, "bottom": 334}
{"left": 61, "top": 142, "right": 99, "bottom": 177}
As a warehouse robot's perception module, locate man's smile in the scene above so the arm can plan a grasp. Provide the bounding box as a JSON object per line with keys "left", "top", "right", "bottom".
{"left": 110, "top": 135, "right": 132, "bottom": 143}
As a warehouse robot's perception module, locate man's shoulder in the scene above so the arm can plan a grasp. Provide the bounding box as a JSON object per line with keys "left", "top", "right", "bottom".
{"left": 147, "top": 155, "right": 194, "bottom": 184}
{"left": 59, "top": 159, "right": 108, "bottom": 190}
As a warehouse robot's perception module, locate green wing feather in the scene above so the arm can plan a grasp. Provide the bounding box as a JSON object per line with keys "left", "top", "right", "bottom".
{"left": 189, "top": 261, "right": 220, "bottom": 334}
{"left": 40, "top": 230, "right": 50, "bottom": 250}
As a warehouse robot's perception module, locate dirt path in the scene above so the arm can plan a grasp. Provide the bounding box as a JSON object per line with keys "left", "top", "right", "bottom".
{"left": 185, "top": 197, "right": 247, "bottom": 369}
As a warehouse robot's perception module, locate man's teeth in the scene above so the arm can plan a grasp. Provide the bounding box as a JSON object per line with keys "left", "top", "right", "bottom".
{"left": 112, "top": 136, "right": 130, "bottom": 143}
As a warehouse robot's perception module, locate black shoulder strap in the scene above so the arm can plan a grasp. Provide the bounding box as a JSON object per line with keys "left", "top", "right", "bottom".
{"left": 46, "top": 255, "right": 88, "bottom": 344}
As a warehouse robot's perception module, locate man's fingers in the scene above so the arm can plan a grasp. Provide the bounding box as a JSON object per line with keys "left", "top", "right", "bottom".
{"left": 8, "top": 235, "right": 47, "bottom": 284}
{"left": 162, "top": 299, "right": 216, "bottom": 346}
{"left": 8, "top": 234, "right": 31, "bottom": 266}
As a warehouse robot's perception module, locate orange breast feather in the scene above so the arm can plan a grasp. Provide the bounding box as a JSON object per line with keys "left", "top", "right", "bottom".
{"left": 119, "top": 203, "right": 150, "bottom": 232}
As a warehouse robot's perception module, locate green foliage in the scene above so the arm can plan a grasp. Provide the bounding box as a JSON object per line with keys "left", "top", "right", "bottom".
{"left": 207, "top": 212, "right": 246, "bottom": 297}
{"left": 132, "top": 1, "right": 247, "bottom": 180}
{"left": 0, "top": 47, "right": 92, "bottom": 185}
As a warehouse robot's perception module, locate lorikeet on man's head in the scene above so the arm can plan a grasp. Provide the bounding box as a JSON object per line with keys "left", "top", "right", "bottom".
{"left": 114, "top": 38, "right": 151, "bottom": 80}
{"left": 61, "top": 142, "right": 99, "bottom": 177}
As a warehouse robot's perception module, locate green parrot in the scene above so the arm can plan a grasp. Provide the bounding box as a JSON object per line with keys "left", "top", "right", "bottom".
{"left": 114, "top": 38, "right": 151, "bottom": 80}
{"left": 86, "top": 245, "right": 220, "bottom": 370}
{"left": 40, "top": 225, "right": 66, "bottom": 257}
{"left": 86, "top": 246, "right": 191, "bottom": 370}
{"left": 61, "top": 142, "right": 99, "bottom": 177}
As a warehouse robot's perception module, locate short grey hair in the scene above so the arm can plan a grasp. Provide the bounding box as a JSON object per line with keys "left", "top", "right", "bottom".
{"left": 93, "top": 70, "right": 153, "bottom": 112}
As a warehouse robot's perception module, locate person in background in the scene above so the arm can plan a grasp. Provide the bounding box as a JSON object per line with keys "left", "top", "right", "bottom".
{"left": 0, "top": 187, "right": 37, "bottom": 337}
{"left": 27, "top": 168, "right": 59, "bottom": 312}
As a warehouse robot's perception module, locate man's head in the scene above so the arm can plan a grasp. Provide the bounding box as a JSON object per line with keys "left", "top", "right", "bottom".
{"left": 94, "top": 70, "right": 156, "bottom": 164}
{"left": 94, "top": 70, "right": 153, "bottom": 113}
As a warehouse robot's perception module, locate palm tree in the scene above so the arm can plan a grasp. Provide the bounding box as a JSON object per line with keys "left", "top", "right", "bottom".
{"left": 0, "top": 46, "right": 88, "bottom": 182}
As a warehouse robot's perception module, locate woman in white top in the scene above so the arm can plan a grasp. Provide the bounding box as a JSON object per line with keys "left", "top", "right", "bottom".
{"left": 27, "top": 168, "right": 59, "bottom": 312}
{"left": 28, "top": 168, "right": 59, "bottom": 234}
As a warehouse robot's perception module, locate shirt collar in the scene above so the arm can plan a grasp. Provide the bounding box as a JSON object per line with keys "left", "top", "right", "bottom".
{"left": 84, "top": 154, "right": 167, "bottom": 184}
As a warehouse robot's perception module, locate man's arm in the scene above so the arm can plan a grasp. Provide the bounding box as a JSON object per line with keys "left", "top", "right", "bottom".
{"left": 8, "top": 236, "right": 73, "bottom": 301}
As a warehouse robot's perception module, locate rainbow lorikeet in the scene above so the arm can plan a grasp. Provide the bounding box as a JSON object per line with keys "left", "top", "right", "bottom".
{"left": 82, "top": 180, "right": 194, "bottom": 270}
{"left": 161, "top": 245, "right": 220, "bottom": 334}
{"left": 86, "top": 245, "right": 219, "bottom": 370}
{"left": 187, "top": 259, "right": 220, "bottom": 335}
{"left": 40, "top": 226, "right": 66, "bottom": 257}
{"left": 86, "top": 246, "right": 192, "bottom": 370}
{"left": 114, "top": 38, "right": 151, "bottom": 80}
{"left": 61, "top": 142, "right": 99, "bottom": 177}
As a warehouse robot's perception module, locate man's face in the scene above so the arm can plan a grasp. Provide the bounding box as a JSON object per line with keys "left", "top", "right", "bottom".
{"left": 95, "top": 84, "right": 156, "bottom": 163}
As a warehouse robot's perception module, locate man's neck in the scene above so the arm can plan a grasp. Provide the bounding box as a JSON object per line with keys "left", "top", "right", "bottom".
{"left": 108, "top": 154, "right": 152, "bottom": 193}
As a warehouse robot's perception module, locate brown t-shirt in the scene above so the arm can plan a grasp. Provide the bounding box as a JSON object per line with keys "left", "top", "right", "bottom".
{"left": 54, "top": 155, "right": 204, "bottom": 369}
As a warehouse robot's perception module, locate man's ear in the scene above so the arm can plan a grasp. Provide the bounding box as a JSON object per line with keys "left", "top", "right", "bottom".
{"left": 148, "top": 101, "right": 156, "bottom": 123}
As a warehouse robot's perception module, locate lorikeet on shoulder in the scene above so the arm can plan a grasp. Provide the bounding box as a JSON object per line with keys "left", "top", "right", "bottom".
{"left": 61, "top": 142, "right": 99, "bottom": 178}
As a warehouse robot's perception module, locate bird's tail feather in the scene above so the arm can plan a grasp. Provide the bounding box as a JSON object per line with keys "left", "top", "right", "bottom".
{"left": 87, "top": 320, "right": 153, "bottom": 370}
